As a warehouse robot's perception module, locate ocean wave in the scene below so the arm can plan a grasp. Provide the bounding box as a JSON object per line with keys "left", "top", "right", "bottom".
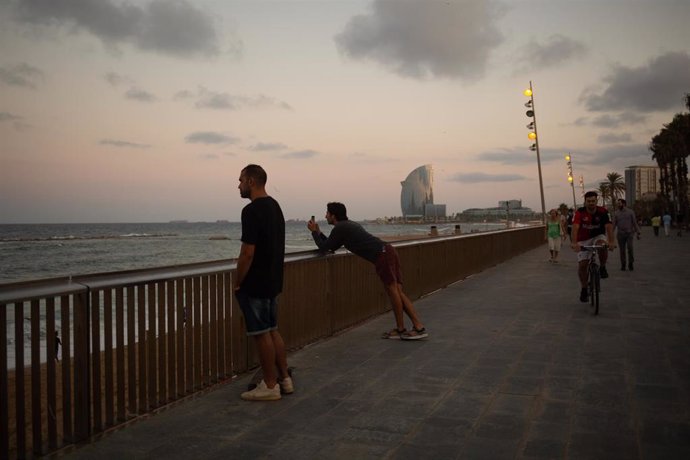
{"left": 0, "top": 233, "right": 178, "bottom": 242}
{"left": 119, "top": 233, "right": 177, "bottom": 238}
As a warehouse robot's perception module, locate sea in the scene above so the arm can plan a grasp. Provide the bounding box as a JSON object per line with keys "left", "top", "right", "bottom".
{"left": 0, "top": 221, "right": 311, "bottom": 284}
{"left": 1, "top": 221, "right": 504, "bottom": 367}
{"left": 0, "top": 221, "right": 505, "bottom": 284}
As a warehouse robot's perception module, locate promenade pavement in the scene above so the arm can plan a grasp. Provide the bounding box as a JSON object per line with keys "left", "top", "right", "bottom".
{"left": 60, "top": 227, "right": 690, "bottom": 459}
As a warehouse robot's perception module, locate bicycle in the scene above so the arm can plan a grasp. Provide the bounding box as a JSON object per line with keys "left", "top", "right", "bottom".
{"left": 581, "top": 244, "right": 607, "bottom": 315}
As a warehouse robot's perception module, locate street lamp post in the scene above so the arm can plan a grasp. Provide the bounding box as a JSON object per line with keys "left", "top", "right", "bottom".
{"left": 565, "top": 154, "right": 577, "bottom": 209}
{"left": 524, "top": 81, "right": 546, "bottom": 224}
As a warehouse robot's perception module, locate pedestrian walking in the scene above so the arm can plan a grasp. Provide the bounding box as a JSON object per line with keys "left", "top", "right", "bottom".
{"left": 566, "top": 208, "right": 574, "bottom": 241}
{"left": 651, "top": 215, "right": 661, "bottom": 237}
{"left": 308, "top": 202, "right": 428, "bottom": 340}
{"left": 663, "top": 212, "right": 672, "bottom": 236}
{"left": 613, "top": 199, "right": 641, "bottom": 271}
{"left": 547, "top": 209, "right": 565, "bottom": 262}
{"left": 235, "top": 164, "right": 293, "bottom": 401}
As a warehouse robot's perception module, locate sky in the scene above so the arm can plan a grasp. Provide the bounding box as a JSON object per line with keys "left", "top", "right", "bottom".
{"left": 1, "top": 0, "right": 690, "bottom": 223}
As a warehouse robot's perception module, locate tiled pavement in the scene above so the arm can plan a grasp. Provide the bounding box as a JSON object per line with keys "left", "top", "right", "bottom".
{"left": 59, "top": 227, "right": 690, "bottom": 459}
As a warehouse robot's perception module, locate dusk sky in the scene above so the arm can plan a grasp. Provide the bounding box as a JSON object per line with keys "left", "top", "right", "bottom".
{"left": 2, "top": 0, "right": 690, "bottom": 223}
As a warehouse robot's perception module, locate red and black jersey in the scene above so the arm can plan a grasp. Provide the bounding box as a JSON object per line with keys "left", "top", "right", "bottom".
{"left": 573, "top": 206, "right": 610, "bottom": 242}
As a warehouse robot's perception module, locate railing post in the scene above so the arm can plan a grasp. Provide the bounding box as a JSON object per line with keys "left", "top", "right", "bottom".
{"left": 0, "top": 305, "right": 8, "bottom": 458}
{"left": 14, "top": 302, "right": 26, "bottom": 456}
{"left": 73, "top": 290, "right": 91, "bottom": 441}
{"left": 31, "top": 300, "right": 42, "bottom": 455}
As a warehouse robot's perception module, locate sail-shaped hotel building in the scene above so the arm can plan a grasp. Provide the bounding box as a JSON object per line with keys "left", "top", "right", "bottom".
{"left": 400, "top": 165, "right": 445, "bottom": 220}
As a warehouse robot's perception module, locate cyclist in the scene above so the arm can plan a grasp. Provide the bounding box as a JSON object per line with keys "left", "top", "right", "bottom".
{"left": 571, "top": 191, "right": 616, "bottom": 302}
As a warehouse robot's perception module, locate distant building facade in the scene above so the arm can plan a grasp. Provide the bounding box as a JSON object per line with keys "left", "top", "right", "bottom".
{"left": 401, "top": 165, "right": 446, "bottom": 220}
{"left": 499, "top": 200, "right": 522, "bottom": 211}
{"left": 625, "top": 165, "right": 660, "bottom": 206}
{"left": 462, "top": 199, "right": 534, "bottom": 218}
{"left": 424, "top": 203, "right": 446, "bottom": 220}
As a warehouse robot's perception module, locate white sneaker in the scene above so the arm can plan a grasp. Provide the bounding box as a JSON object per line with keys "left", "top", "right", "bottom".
{"left": 280, "top": 376, "right": 294, "bottom": 394}
{"left": 241, "top": 380, "right": 281, "bottom": 401}
{"left": 401, "top": 327, "right": 429, "bottom": 340}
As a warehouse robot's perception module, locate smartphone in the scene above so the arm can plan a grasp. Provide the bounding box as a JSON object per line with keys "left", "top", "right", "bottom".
{"left": 311, "top": 215, "right": 315, "bottom": 223}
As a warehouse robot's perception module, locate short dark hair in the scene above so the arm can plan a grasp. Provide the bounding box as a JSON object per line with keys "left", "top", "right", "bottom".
{"left": 242, "top": 164, "right": 267, "bottom": 185}
{"left": 584, "top": 191, "right": 598, "bottom": 199}
{"left": 618, "top": 198, "right": 626, "bottom": 205}
{"left": 327, "top": 202, "right": 348, "bottom": 221}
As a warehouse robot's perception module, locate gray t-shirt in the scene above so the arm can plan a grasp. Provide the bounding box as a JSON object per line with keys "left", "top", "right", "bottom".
{"left": 613, "top": 208, "right": 639, "bottom": 234}
{"left": 312, "top": 220, "right": 385, "bottom": 263}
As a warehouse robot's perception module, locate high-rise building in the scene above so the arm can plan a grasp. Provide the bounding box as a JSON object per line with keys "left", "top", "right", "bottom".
{"left": 400, "top": 165, "right": 445, "bottom": 219}
{"left": 625, "top": 165, "right": 660, "bottom": 206}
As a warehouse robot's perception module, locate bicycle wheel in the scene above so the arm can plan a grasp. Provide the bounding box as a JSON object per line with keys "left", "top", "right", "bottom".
{"left": 593, "top": 268, "right": 600, "bottom": 315}
{"left": 588, "top": 265, "right": 596, "bottom": 308}
{"left": 589, "top": 265, "right": 600, "bottom": 315}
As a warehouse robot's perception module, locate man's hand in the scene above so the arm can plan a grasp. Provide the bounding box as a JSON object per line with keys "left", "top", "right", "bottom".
{"left": 307, "top": 220, "right": 320, "bottom": 233}
{"left": 571, "top": 242, "right": 580, "bottom": 252}
{"left": 608, "top": 241, "right": 617, "bottom": 251}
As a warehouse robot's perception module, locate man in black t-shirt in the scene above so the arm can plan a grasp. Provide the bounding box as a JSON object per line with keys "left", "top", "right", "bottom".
{"left": 236, "top": 164, "right": 292, "bottom": 401}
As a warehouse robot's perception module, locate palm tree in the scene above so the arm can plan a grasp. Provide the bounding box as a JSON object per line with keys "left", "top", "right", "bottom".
{"left": 651, "top": 129, "right": 671, "bottom": 199}
{"left": 650, "top": 102, "right": 690, "bottom": 221}
{"left": 605, "top": 172, "right": 626, "bottom": 209}
{"left": 667, "top": 113, "right": 690, "bottom": 222}
{"left": 597, "top": 182, "right": 610, "bottom": 207}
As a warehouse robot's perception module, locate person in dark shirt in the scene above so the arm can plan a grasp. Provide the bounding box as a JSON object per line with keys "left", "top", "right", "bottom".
{"left": 570, "top": 191, "right": 616, "bottom": 302}
{"left": 235, "top": 164, "right": 292, "bottom": 401}
{"left": 308, "top": 202, "right": 428, "bottom": 340}
{"left": 613, "top": 198, "right": 641, "bottom": 271}
{"left": 566, "top": 208, "right": 574, "bottom": 241}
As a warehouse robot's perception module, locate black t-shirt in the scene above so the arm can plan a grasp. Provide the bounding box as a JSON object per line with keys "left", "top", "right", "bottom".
{"left": 240, "top": 196, "right": 285, "bottom": 297}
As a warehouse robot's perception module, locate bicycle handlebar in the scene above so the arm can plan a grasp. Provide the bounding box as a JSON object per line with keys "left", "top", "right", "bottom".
{"left": 580, "top": 244, "right": 608, "bottom": 250}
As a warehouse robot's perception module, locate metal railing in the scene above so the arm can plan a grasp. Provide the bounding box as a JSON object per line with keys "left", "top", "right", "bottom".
{"left": 1, "top": 226, "right": 544, "bottom": 458}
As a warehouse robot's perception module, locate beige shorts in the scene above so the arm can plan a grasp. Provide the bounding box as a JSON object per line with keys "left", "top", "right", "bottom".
{"left": 548, "top": 236, "right": 562, "bottom": 251}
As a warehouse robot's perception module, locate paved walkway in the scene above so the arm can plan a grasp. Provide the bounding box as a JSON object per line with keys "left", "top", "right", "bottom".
{"left": 60, "top": 228, "right": 690, "bottom": 459}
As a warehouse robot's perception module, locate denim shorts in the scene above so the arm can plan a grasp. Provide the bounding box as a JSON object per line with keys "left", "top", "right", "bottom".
{"left": 235, "top": 290, "right": 278, "bottom": 336}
